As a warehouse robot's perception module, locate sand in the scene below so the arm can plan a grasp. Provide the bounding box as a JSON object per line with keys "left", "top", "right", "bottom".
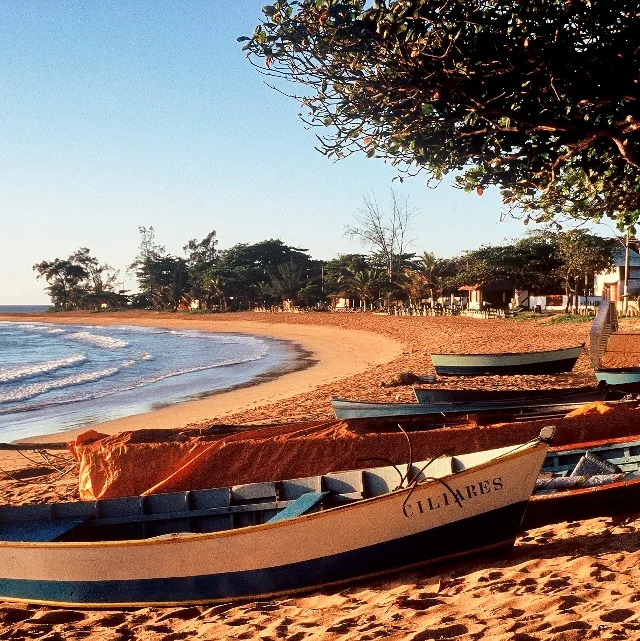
{"left": 1, "top": 310, "right": 639, "bottom": 639}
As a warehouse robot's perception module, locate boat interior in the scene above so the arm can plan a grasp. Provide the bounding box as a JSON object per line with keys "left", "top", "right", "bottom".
{"left": 0, "top": 445, "right": 517, "bottom": 544}
{"left": 535, "top": 438, "right": 640, "bottom": 493}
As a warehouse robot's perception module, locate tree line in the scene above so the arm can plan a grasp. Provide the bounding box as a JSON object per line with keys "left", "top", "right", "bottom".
{"left": 33, "top": 227, "right": 615, "bottom": 313}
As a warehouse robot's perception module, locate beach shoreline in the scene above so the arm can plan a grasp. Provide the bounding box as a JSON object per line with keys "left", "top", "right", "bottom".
{"left": 0, "top": 310, "right": 404, "bottom": 442}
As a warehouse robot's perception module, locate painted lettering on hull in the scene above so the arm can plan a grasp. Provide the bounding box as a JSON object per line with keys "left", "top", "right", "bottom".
{"left": 403, "top": 477, "right": 503, "bottom": 518}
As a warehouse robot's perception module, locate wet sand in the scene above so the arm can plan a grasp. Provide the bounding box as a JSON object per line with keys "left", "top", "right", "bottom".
{"left": 2, "top": 310, "right": 639, "bottom": 639}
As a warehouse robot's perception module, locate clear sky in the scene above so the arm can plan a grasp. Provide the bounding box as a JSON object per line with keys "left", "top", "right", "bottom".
{"left": 0, "top": 1, "right": 611, "bottom": 304}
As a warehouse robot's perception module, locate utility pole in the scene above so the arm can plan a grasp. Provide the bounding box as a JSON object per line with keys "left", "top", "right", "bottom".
{"left": 624, "top": 229, "right": 630, "bottom": 314}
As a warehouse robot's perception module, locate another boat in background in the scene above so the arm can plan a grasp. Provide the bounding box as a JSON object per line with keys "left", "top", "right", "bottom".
{"left": 594, "top": 368, "right": 640, "bottom": 392}
{"left": 430, "top": 345, "right": 584, "bottom": 376}
{"left": 331, "top": 385, "right": 621, "bottom": 421}
{"left": 413, "top": 384, "right": 623, "bottom": 405}
{"left": 525, "top": 433, "right": 640, "bottom": 528}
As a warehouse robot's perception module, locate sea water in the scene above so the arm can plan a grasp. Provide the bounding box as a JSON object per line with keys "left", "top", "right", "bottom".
{"left": 0, "top": 321, "right": 301, "bottom": 441}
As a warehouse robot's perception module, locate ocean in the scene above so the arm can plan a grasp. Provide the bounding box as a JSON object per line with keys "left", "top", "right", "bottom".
{"left": 0, "top": 305, "right": 52, "bottom": 314}
{"left": 0, "top": 321, "right": 302, "bottom": 442}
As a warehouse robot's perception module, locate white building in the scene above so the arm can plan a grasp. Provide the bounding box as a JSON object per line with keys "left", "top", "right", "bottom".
{"left": 594, "top": 247, "right": 640, "bottom": 311}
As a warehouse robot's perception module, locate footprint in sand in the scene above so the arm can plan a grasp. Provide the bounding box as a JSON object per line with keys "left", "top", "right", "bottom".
{"left": 550, "top": 620, "right": 592, "bottom": 634}
{"left": 29, "top": 610, "right": 86, "bottom": 624}
{"left": 0, "top": 607, "right": 35, "bottom": 624}
{"left": 542, "top": 577, "right": 570, "bottom": 592}
{"left": 600, "top": 608, "right": 635, "bottom": 623}
{"left": 326, "top": 615, "right": 361, "bottom": 633}
{"left": 395, "top": 597, "right": 445, "bottom": 610}
{"left": 411, "top": 623, "right": 469, "bottom": 640}
{"left": 478, "top": 570, "right": 503, "bottom": 582}
{"left": 558, "top": 595, "right": 586, "bottom": 611}
{"left": 154, "top": 607, "right": 202, "bottom": 622}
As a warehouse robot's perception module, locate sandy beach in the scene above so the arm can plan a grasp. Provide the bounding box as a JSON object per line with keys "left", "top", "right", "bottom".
{"left": 2, "top": 310, "right": 640, "bottom": 639}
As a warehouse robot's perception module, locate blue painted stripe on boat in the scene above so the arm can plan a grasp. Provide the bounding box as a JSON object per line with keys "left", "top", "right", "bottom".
{"left": 0, "top": 502, "right": 528, "bottom": 605}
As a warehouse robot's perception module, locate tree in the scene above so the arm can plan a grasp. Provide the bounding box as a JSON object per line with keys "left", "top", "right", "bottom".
{"left": 344, "top": 189, "right": 416, "bottom": 306}
{"left": 184, "top": 231, "right": 219, "bottom": 308}
{"left": 337, "top": 263, "right": 385, "bottom": 310}
{"left": 33, "top": 248, "right": 124, "bottom": 309}
{"left": 244, "top": 1, "right": 640, "bottom": 230}
{"left": 456, "top": 234, "right": 563, "bottom": 293}
{"left": 214, "top": 239, "right": 322, "bottom": 309}
{"left": 266, "top": 262, "right": 306, "bottom": 304}
{"left": 33, "top": 259, "right": 88, "bottom": 309}
{"left": 149, "top": 256, "right": 190, "bottom": 312}
{"left": 128, "top": 227, "right": 166, "bottom": 309}
{"left": 70, "top": 247, "right": 118, "bottom": 294}
{"left": 555, "top": 231, "right": 615, "bottom": 312}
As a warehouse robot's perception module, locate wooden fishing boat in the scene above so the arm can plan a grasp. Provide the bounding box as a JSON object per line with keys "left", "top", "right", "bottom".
{"left": 331, "top": 389, "right": 618, "bottom": 421}
{"left": 0, "top": 435, "right": 550, "bottom": 607}
{"left": 430, "top": 344, "right": 584, "bottom": 376}
{"left": 413, "top": 384, "right": 620, "bottom": 405}
{"left": 595, "top": 368, "right": 640, "bottom": 392}
{"left": 524, "top": 434, "right": 640, "bottom": 528}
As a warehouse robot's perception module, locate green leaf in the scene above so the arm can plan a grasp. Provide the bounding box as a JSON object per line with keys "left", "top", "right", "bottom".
{"left": 421, "top": 103, "right": 434, "bottom": 117}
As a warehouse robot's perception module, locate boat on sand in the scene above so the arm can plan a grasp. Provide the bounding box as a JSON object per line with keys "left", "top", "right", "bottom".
{"left": 430, "top": 345, "right": 584, "bottom": 376}
{"left": 0, "top": 434, "right": 550, "bottom": 607}
{"left": 332, "top": 385, "right": 622, "bottom": 420}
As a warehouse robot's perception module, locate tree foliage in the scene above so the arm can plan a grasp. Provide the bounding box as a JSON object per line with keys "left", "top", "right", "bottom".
{"left": 33, "top": 248, "right": 122, "bottom": 309}
{"left": 458, "top": 234, "right": 563, "bottom": 293}
{"left": 244, "top": 0, "right": 640, "bottom": 229}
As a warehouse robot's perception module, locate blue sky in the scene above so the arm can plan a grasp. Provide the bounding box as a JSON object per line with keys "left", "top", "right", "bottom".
{"left": 0, "top": 1, "right": 609, "bottom": 304}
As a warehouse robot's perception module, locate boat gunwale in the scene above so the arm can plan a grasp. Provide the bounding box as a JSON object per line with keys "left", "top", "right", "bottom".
{"left": 0, "top": 440, "right": 545, "bottom": 550}
{"left": 549, "top": 433, "right": 640, "bottom": 454}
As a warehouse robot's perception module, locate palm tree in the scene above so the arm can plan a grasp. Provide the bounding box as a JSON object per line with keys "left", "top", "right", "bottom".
{"left": 337, "top": 266, "right": 385, "bottom": 311}
{"left": 268, "top": 262, "right": 306, "bottom": 305}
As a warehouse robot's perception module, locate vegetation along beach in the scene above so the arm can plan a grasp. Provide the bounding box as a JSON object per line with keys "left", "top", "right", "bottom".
{"left": 4, "top": 0, "right": 640, "bottom": 639}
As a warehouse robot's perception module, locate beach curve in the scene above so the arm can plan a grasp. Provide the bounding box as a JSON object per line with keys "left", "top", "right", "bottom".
{"left": 0, "top": 310, "right": 404, "bottom": 441}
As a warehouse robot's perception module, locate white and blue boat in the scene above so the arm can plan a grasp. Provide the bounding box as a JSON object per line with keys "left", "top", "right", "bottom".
{"left": 0, "top": 435, "right": 550, "bottom": 607}
{"left": 595, "top": 368, "right": 640, "bottom": 392}
{"left": 430, "top": 345, "right": 584, "bottom": 376}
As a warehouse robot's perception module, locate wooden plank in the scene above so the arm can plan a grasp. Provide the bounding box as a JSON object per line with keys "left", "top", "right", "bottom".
{"left": 2, "top": 519, "right": 86, "bottom": 542}
{"left": 267, "top": 492, "right": 329, "bottom": 523}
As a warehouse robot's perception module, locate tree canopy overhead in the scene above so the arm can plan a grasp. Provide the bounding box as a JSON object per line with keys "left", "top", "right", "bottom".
{"left": 244, "top": 0, "right": 640, "bottom": 229}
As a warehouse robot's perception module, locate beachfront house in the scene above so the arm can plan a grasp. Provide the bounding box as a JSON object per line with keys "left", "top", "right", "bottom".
{"left": 594, "top": 247, "right": 640, "bottom": 313}
{"left": 458, "top": 279, "right": 517, "bottom": 311}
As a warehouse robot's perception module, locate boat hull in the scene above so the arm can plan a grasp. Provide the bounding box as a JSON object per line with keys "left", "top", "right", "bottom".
{"left": 331, "top": 396, "right": 607, "bottom": 421}
{"left": 413, "top": 385, "right": 614, "bottom": 405}
{"left": 525, "top": 435, "right": 640, "bottom": 528}
{"left": 595, "top": 369, "right": 640, "bottom": 392}
{"left": 0, "top": 442, "right": 546, "bottom": 607}
{"left": 431, "top": 346, "right": 583, "bottom": 376}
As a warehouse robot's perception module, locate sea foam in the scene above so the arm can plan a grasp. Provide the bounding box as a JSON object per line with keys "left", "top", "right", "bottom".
{"left": 0, "top": 354, "right": 87, "bottom": 383}
{"left": 66, "top": 331, "right": 129, "bottom": 349}
{"left": 0, "top": 367, "right": 120, "bottom": 404}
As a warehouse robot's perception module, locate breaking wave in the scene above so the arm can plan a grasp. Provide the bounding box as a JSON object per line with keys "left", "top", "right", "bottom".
{"left": 65, "top": 331, "right": 129, "bottom": 349}
{"left": 0, "top": 355, "right": 87, "bottom": 383}
{"left": 0, "top": 367, "right": 120, "bottom": 404}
